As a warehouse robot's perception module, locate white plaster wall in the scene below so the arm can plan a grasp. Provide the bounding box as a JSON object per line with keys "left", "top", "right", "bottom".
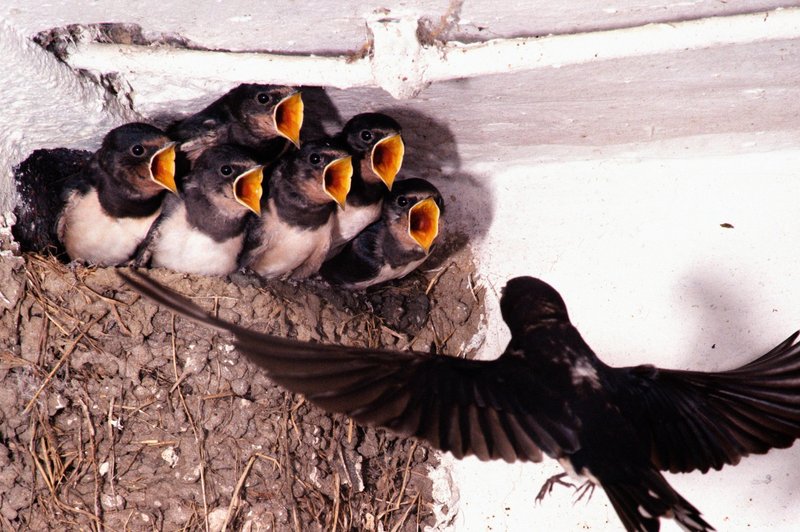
{"left": 0, "top": 22, "right": 135, "bottom": 217}
{"left": 449, "top": 148, "right": 800, "bottom": 531}
{"left": 2, "top": 2, "right": 800, "bottom": 530}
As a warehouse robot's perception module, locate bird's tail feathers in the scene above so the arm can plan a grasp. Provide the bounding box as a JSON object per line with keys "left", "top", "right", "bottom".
{"left": 601, "top": 469, "right": 714, "bottom": 532}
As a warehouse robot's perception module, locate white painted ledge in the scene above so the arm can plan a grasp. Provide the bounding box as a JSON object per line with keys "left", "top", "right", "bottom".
{"left": 65, "top": 7, "right": 800, "bottom": 100}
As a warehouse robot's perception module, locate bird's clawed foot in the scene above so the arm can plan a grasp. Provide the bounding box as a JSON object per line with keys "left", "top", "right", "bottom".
{"left": 535, "top": 472, "right": 575, "bottom": 504}
{"left": 573, "top": 480, "right": 596, "bottom": 504}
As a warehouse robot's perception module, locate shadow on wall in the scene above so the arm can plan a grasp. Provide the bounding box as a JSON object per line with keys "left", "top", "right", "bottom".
{"left": 378, "top": 105, "right": 494, "bottom": 267}
{"left": 679, "top": 271, "right": 776, "bottom": 370}
{"left": 298, "top": 86, "right": 344, "bottom": 141}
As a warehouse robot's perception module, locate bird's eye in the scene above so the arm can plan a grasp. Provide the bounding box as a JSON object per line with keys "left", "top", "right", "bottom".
{"left": 131, "top": 144, "right": 145, "bottom": 156}
{"left": 396, "top": 196, "right": 409, "bottom": 207}
{"left": 220, "top": 165, "right": 233, "bottom": 176}
{"left": 360, "top": 130, "right": 373, "bottom": 142}
{"left": 257, "top": 93, "right": 272, "bottom": 105}
{"left": 309, "top": 153, "right": 321, "bottom": 165}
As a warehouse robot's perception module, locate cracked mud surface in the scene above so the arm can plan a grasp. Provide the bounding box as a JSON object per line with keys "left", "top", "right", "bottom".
{"left": 0, "top": 247, "right": 483, "bottom": 531}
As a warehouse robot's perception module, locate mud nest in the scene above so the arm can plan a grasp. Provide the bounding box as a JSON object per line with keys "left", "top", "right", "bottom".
{"left": 0, "top": 247, "right": 484, "bottom": 531}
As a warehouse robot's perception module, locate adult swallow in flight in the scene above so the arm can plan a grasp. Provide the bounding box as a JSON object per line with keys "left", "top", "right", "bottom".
{"left": 133, "top": 144, "right": 263, "bottom": 276}
{"left": 240, "top": 139, "right": 352, "bottom": 279}
{"left": 328, "top": 112, "right": 405, "bottom": 256}
{"left": 321, "top": 178, "right": 442, "bottom": 289}
{"left": 57, "top": 122, "right": 177, "bottom": 266}
{"left": 121, "top": 272, "right": 800, "bottom": 532}
{"left": 168, "top": 83, "right": 304, "bottom": 167}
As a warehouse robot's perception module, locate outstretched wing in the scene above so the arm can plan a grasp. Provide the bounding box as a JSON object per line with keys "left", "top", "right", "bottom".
{"left": 120, "top": 270, "right": 581, "bottom": 463}
{"left": 612, "top": 332, "right": 800, "bottom": 473}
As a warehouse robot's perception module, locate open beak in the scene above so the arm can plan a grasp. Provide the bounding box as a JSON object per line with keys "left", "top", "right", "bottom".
{"left": 233, "top": 166, "right": 264, "bottom": 215}
{"left": 274, "top": 92, "right": 304, "bottom": 148}
{"left": 408, "top": 197, "right": 440, "bottom": 253}
{"left": 371, "top": 134, "right": 404, "bottom": 190}
{"left": 150, "top": 142, "right": 178, "bottom": 193}
{"left": 322, "top": 156, "right": 353, "bottom": 208}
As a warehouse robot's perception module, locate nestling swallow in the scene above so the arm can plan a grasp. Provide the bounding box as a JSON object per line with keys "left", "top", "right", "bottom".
{"left": 168, "top": 83, "right": 304, "bottom": 166}
{"left": 328, "top": 113, "right": 405, "bottom": 255}
{"left": 121, "top": 272, "right": 800, "bottom": 532}
{"left": 240, "top": 139, "right": 352, "bottom": 279}
{"left": 133, "top": 145, "right": 263, "bottom": 276}
{"left": 12, "top": 148, "right": 91, "bottom": 256}
{"left": 57, "top": 123, "right": 177, "bottom": 266}
{"left": 321, "top": 178, "right": 443, "bottom": 289}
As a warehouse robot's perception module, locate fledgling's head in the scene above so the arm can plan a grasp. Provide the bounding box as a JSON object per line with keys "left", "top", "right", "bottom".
{"left": 225, "top": 83, "right": 304, "bottom": 147}
{"left": 186, "top": 144, "right": 263, "bottom": 216}
{"left": 341, "top": 113, "right": 404, "bottom": 190}
{"left": 500, "top": 277, "right": 570, "bottom": 336}
{"left": 384, "top": 178, "right": 443, "bottom": 255}
{"left": 280, "top": 139, "right": 353, "bottom": 208}
{"left": 98, "top": 122, "right": 177, "bottom": 196}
